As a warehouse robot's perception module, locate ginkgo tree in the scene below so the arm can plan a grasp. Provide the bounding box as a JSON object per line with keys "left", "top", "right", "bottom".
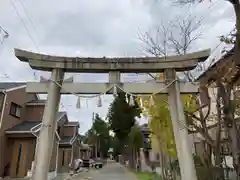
{"left": 141, "top": 94, "right": 175, "bottom": 180}
{"left": 141, "top": 95, "right": 176, "bottom": 157}
{"left": 139, "top": 83, "right": 197, "bottom": 179}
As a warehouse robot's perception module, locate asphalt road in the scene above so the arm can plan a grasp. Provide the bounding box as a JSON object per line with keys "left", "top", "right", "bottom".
{"left": 73, "top": 162, "right": 138, "bottom": 180}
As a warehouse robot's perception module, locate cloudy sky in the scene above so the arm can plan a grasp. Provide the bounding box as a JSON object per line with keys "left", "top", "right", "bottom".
{"left": 0, "top": 0, "right": 235, "bottom": 133}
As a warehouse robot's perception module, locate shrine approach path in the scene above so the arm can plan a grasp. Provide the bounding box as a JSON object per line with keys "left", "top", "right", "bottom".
{"left": 72, "top": 162, "right": 138, "bottom": 180}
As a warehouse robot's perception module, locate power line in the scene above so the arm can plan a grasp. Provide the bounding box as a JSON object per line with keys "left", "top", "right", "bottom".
{"left": 9, "top": 0, "right": 40, "bottom": 80}
{"left": 9, "top": 0, "right": 39, "bottom": 52}
{"left": 18, "top": 0, "right": 40, "bottom": 44}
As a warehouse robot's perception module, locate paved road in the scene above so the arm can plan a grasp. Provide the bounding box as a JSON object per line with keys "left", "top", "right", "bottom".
{"left": 72, "top": 162, "right": 138, "bottom": 180}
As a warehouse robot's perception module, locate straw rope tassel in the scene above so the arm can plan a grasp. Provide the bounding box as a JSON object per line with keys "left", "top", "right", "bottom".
{"left": 129, "top": 95, "right": 135, "bottom": 106}
{"left": 76, "top": 96, "right": 81, "bottom": 109}
{"left": 97, "top": 96, "right": 102, "bottom": 107}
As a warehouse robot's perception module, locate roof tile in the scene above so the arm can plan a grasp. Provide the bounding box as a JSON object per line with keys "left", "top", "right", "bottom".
{"left": 59, "top": 136, "right": 73, "bottom": 144}
{"left": 64, "top": 121, "right": 79, "bottom": 126}
{"left": 6, "top": 121, "right": 40, "bottom": 132}
{"left": 0, "top": 82, "right": 26, "bottom": 91}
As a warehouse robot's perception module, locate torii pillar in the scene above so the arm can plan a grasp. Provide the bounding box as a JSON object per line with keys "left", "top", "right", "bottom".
{"left": 32, "top": 69, "right": 64, "bottom": 180}
{"left": 165, "top": 69, "right": 196, "bottom": 180}
{"left": 14, "top": 48, "right": 211, "bottom": 180}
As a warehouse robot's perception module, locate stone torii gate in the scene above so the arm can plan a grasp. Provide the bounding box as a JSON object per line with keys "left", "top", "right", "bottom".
{"left": 15, "top": 48, "right": 210, "bottom": 180}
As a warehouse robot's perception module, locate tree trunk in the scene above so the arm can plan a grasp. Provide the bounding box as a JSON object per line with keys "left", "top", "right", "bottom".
{"left": 233, "top": 0, "right": 240, "bottom": 67}
{"left": 220, "top": 83, "right": 240, "bottom": 179}
{"left": 225, "top": 2, "right": 240, "bottom": 175}
{"left": 156, "top": 136, "right": 167, "bottom": 180}
{"left": 214, "top": 85, "right": 224, "bottom": 180}
{"left": 160, "top": 150, "right": 167, "bottom": 180}
{"left": 131, "top": 147, "right": 136, "bottom": 169}
{"left": 214, "top": 146, "right": 223, "bottom": 180}
{"left": 229, "top": 123, "right": 240, "bottom": 180}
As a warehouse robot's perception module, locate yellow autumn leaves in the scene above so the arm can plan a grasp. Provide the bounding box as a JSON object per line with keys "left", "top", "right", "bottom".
{"left": 137, "top": 78, "right": 196, "bottom": 158}
{"left": 139, "top": 95, "right": 177, "bottom": 157}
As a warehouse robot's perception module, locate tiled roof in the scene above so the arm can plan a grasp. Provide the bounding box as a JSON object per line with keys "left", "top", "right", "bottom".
{"left": 0, "top": 82, "right": 26, "bottom": 91}
{"left": 196, "top": 48, "right": 234, "bottom": 82}
{"left": 64, "top": 121, "right": 79, "bottom": 127}
{"left": 57, "top": 111, "right": 66, "bottom": 120}
{"left": 27, "top": 99, "right": 46, "bottom": 104}
{"left": 5, "top": 121, "right": 41, "bottom": 133}
{"left": 5, "top": 112, "right": 66, "bottom": 134}
{"left": 59, "top": 136, "right": 73, "bottom": 144}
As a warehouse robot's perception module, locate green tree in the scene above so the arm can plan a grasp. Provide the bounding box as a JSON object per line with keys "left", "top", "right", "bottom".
{"left": 107, "top": 92, "right": 141, "bottom": 143}
{"left": 112, "top": 135, "right": 122, "bottom": 158}
{"left": 85, "top": 113, "right": 111, "bottom": 158}
{"left": 128, "top": 123, "right": 143, "bottom": 150}
{"left": 92, "top": 113, "right": 111, "bottom": 158}
{"left": 84, "top": 128, "right": 96, "bottom": 145}
{"left": 127, "top": 123, "right": 143, "bottom": 168}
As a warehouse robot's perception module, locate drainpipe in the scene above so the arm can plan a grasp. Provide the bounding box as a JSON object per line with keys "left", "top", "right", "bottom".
{"left": 70, "top": 145, "right": 74, "bottom": 166}
{"left": 55, "top": 141, "right": 59, "bottom": 176}
{"left": 0, "top": 91, "right": 6, "bottom": 179}
{"left": 31, "top": 134, "right": 39, "bottom": 179}
{"left": 0, "top": 91, "right": 7, "bottom": 130}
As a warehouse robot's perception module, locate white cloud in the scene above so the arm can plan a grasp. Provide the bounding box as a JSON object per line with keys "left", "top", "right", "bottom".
{"left": 0, "top": 0, "right": 235, "bottom": 133}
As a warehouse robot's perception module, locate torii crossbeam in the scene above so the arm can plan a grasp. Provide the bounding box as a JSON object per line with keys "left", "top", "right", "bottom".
{"left": 15, "top": 48, "right": 209, "bottom": 73}
{"left": 15, "top": 48, "right": 211, "bottom": 180}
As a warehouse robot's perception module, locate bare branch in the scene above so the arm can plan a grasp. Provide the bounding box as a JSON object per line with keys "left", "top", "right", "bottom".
{"left": 138, "top": 21, "right": 172, "bottom": 57}
{"left": 139, "top": 15, "right": 202, "bottom": 81}
{"left": 169, "top": 15, "right": 202, "bottom": 54}
{"left": 168, "top": 15, "right": 202, "bottom": 81}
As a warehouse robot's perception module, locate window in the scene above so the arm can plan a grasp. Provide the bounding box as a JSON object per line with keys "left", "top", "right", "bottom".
{"left": 10, "top": 102, "right": 21, "bottom": 118}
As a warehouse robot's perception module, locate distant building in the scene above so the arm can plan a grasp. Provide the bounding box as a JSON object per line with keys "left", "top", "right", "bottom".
{"left": 140, "top": 124, "right": 151, "bottom": 162}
